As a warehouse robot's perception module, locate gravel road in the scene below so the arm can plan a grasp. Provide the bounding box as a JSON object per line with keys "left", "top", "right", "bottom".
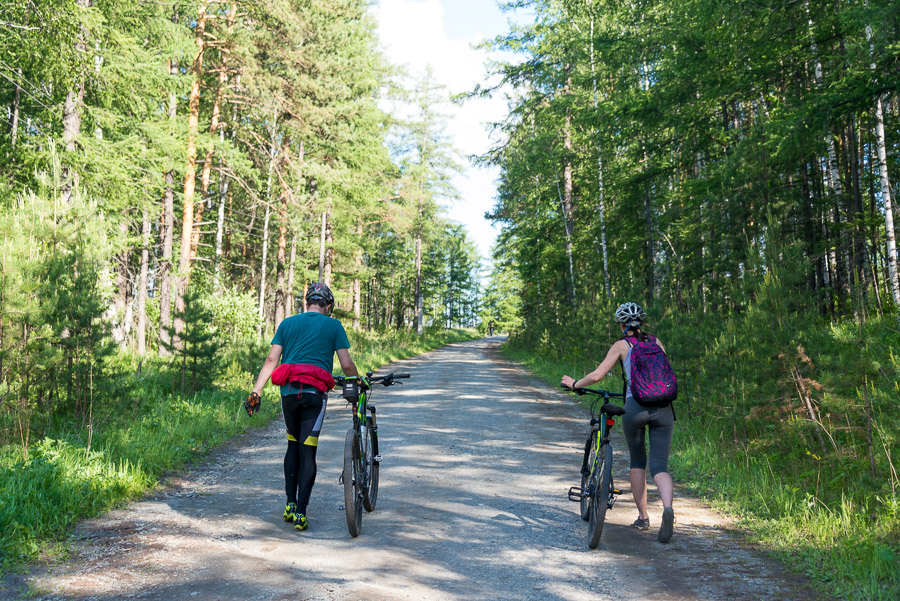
{"left": 2, "top": 338, "right": 824, "bottom": 601}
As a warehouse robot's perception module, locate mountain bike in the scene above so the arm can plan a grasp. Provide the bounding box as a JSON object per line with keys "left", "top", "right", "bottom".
{"left": 334, "top": 371, "right": 409, "bottom": 537}
{"left": 564, "top": 385, "right": 626, "bottom": 549}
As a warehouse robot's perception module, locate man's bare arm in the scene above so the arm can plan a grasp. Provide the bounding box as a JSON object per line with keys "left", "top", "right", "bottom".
{"left": 252, "top": 344, "right": 283, "bottom": 395}
{"left": 336, "top": 348, "right": 359, "bottom": 378}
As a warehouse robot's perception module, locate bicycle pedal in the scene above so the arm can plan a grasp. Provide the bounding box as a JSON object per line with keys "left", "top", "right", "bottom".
{"left": 373, "top": 455, "right": 382, "bottom": 463}
{"left": 612, "top": 488, "right": 621, "bottom": 495}
{"left": 568, "top": 486, "right": 585, "bottom": 502}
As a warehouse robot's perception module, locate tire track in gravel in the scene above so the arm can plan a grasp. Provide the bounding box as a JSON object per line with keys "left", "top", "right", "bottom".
{"left": 2, "top": 338, "right": 825, "bottom": 601}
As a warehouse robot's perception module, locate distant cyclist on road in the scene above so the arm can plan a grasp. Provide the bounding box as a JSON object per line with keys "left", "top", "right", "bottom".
{"left": 246, "top": 282, "right": 360, "bottom": 531}
{"left": 561, "top": 302, "right": 676, "bottom": 543}
{"left": 488, "top": 320, "right": 495, "bottom": 336}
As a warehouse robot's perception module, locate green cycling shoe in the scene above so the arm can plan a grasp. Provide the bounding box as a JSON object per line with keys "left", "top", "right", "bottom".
{"left": 283, "top": 502, "right": 298, "bottom": 522}
{"left": 294, "top": 513, "right": 308, "bottom": 531}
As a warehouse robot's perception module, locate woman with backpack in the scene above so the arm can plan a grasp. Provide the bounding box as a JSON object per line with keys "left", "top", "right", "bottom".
{"left": 561, "top": 302, "right": 677, "bottom": 543}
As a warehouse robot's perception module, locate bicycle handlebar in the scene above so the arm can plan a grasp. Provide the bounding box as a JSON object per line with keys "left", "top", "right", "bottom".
{"left": 334, "top": 372, "right": 411, "bottom": 388}
{"left": 561, "top": 384, "right": 626, "bottom": 417}
{"left": 560, "top": 384, "right": 625, "bottom": 398}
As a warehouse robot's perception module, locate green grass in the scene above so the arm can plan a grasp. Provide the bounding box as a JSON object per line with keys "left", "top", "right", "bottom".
{"left": 502, "top": 337, "right": 899, "bottom": 601}
{"left": 0, "top": 327, "right": 478, "bottom": 568}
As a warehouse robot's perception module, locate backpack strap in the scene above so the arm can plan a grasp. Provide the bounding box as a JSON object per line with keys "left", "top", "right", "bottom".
{"left": 620, "top": 336, "right": 633, "bottom": 397}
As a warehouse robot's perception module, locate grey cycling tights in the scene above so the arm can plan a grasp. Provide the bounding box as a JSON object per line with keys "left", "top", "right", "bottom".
{"left": 621, "top": 396, "right": 675, "bottom": 477}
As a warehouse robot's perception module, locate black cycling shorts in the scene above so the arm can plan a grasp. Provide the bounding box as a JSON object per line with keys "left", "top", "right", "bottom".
{"left": 281, "top": 390, "right": 327, "bottom": 447}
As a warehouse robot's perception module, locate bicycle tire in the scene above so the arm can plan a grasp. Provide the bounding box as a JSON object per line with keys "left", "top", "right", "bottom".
{"left": 343, "top": 429, "right": 363, "bottom": 537}
{"left": 362, "top": 423, "right": 379, "bottom": 512}
{"left": 587, "top": 443, "right": 612, "bottom": 549}
{"left": 580, "top": 434, "right": 598, "bottom": 521}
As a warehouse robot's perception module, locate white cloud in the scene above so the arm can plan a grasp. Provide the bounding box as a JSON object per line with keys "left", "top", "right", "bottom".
{"left": 373, "top": 0, "right": 507, "bottom": 260}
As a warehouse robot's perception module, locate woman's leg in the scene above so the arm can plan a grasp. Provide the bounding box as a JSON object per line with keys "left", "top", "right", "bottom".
{"left": 630, "top": 468, "right": 649, "bottom": 519}
{"left": 622, "top": 397, "right": 650, "bottom": 520}
{"left": 652, "top": 471, "right": 674, "bottom": 508}
{"left": 647, "top": 405, "right": 675, "bottom": 508}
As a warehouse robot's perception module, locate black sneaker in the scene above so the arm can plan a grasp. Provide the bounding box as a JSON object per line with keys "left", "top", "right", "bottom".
{"left": 632, "top": 517, "right": 650, "bottom": 531}
{"left": 658, "top": 507, "right": 675, "bottom": 543}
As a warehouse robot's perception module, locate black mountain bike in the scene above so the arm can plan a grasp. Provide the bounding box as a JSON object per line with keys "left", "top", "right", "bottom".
{"left": 334, "top": 371, "right": 409, "bottom": 537}
{"left": 564, "top": 386, "right": 626, "bottom": 549}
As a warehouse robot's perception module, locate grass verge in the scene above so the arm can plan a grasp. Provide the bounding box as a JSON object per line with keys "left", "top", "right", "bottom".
{"left": 0, "top": 327, "right": 478, "bottom": 569}
{"left": 502, "top": 342, "right": 899, "bottom": 601}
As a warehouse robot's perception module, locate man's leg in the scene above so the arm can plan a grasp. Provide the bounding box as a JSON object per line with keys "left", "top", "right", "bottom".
{"left": 281, "top": 395, "right": 303, "bottom": 504}
{"left": 295, "top": 394, "right": 327, "bottom": 516}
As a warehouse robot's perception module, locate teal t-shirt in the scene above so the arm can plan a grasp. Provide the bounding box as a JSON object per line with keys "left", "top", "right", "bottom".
{"left": 271, "top": 312, "right": 351, "bottom": 396}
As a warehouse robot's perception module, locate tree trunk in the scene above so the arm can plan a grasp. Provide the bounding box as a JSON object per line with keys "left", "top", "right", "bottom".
{"left": 176, "top": 0, "right": 209, "bottom": 337}
{"left": 866, "top": 20, "right": 900, "bottom": 309}
{"left": 561, "top": 70, "right": 577, "bottom": 304}
{"left": 874, "top": 95, "right": 900, "bottom": 308}
{"left": 258, "top": 202, "right": 271, "bottom": 337}
{"left": 414, "top": 202, "right": 424, "bottom": 335}
{"left": 590, "top": 18, "right": 611, "bottom": 297}
{"left": 353, "top": 220, "right": 362, "bottom": 329}
{"left": 847, "top": 118, "right": 866, "bottom": 293}
{"left": 801, "top": 160, "right": 819, "bottom": 292}
{"left": 159, "top": 172, "right": 175, "bottom": 355}
{"left": 806, "top": 0, "right": 846, "bottom": 307}
{"left": 9, "top": 67, "right": 21, "bottom": 148}
{"left": 60, "top": 0, "right": 92, "bottom": 203}
{"left": 193, "top": 1, "right": 235, "bottom": 260}
{"left": 324, "top": 206, "right": 334, "bottom": 286}
{"left": 214, "top": 168, "right": 228, "bottom": 288}
{"left": 136, "top": 212, "right": 150, "bottom": 357}
{"left": 287, "top": 233, "right": 297, "bottom": 317}
{"left": 110, "top": 221, "right": 131, "bottom": 346}
{"left": 274, "top": 145, "right": 290, "bottom": 330}
{"left": 159, "top": 58, "right": 178, "bottom": 355}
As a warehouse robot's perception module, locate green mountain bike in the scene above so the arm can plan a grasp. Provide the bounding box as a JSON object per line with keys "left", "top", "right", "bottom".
{"left": 334, "top": 371, "right": 409, "bottom": 537}
{"left": 564, "top": 385, "right": 626, "bottom": 549}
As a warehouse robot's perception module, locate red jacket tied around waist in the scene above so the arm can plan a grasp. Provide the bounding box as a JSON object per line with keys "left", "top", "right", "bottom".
{"left": 271, "top": 364, "right": 335, "bottom": 393}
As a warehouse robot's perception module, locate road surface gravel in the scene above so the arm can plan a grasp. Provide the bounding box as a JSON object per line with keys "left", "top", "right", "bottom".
{"left": 2, "top": 338, "right": 824, "bottom": 601}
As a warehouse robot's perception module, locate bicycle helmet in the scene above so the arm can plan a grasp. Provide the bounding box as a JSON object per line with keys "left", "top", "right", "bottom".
{"left": 304, "top": 281, "right": 335, "bottom": 315}
{"left": 615, "top": 302, "right": 645, "bottom": 328}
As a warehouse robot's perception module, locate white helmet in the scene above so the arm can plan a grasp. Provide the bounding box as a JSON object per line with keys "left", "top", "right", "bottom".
{"left": 615, "top": 302, "right": 645, "bottom": 328}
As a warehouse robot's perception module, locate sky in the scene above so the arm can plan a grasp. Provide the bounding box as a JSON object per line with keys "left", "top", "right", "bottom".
{"left": 373, "top": 0, "right": 516, "bottom": 262}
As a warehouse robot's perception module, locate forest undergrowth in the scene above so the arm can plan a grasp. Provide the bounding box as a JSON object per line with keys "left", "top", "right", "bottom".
{"left": 0, "top": 327, "right": 476, "bottom": 570}
{"left": 504, "top": 303, "right": 899, "bottom": 601}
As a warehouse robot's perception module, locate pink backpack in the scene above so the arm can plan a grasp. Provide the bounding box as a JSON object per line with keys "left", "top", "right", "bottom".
{"left": 623, "top": 335, "right": 678, "bottom": 407}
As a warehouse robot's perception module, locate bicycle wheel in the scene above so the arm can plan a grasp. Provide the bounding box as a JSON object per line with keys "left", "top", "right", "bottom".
{"left": 580, "top": 434, "right": 598, "bottom": 521}
{"left": 362, "top": 423, "right": 379, "bottom": 512}
{"left": 587, "top": 443, "right": 612, "bottom": 549}
{"left": 343, "top": 429, "right": 363, "bottom": 537}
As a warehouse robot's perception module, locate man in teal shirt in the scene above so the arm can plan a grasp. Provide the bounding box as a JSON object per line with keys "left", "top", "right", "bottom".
{"left": 250, "top": 282, "right": 359, "bottom": 531}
